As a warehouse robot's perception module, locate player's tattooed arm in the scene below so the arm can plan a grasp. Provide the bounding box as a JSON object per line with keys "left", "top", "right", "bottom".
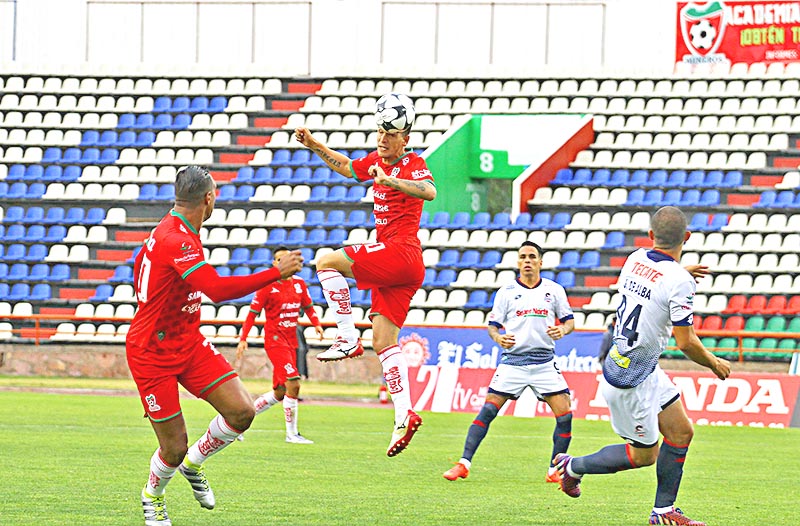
{"left": 372, "top": 167, "right": 436, "bottom": 201}
{"left": 311, "top": 146, "right": 343, "bottom": 169}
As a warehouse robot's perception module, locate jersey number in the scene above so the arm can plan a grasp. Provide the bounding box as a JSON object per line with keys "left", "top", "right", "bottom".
{"left": 616, "top": 296, "right": 642, "bottom": 346}
{"left": 136, "top": 254, "right": 152, "bottom": 303}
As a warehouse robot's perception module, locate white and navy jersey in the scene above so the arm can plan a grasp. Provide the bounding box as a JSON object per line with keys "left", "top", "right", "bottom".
{"left": 488, "top": 277, "right": 574, "bottom": 365}
{"left": 603, "top": 248, "right": 695, "bottom": 389}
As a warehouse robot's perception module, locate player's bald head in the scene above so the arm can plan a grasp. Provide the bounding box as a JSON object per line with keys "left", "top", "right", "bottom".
{"left": 175, "top": 165, "right": 214, "bottom": 205}
{"left": 650, "top": 206, "right": 688, "bottom": 250}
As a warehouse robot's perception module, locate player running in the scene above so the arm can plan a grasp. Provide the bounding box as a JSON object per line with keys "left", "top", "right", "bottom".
{"left": 293, "top": 93, "right": 435, "bottom": 456}
{"left": 126, "top": 166, "right": 303, "bottom": 526}
{"left": 553, "top": 206, "right": 731, "bottom": 526}
{"left": 236, "top": 246, "right": 324, "bottom": 444}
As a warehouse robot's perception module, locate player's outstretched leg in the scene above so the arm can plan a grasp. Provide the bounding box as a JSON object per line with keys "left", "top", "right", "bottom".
{"left": 648, "top": 508, "right": 706, "bottom": 526}
{"left": 553, "top": 453, "right": 582, "bottom": 498}
{"left": 387, "top": 408, "right": 423, "bottom": 457}
{"left": 178, "top": 462, "right": 215, "bottom": 510}
{"left": 316, "top": 268, "right": 363, "bottom": 361}
{"left": 442, "top": 461, "right": 470, "bottom": 481}
{"left": 141, "top": 489, "right": 171, "bottom": 526}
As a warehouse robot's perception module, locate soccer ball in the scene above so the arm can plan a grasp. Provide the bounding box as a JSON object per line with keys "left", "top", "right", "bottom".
{"left": 375, "top": 93, "right": 415, "bottom": 132}
{"left": 689, "top": 19, "right": 716, "bottom": 50}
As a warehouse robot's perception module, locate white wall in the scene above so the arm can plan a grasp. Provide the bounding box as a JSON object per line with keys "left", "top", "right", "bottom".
{"left": 1, "top": 0, "right": 680, "bottom": 75}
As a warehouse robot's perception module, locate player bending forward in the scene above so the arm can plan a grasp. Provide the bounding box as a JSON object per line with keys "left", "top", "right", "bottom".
{"left": 294, "top": 93, "right": 435, "bottom": 456}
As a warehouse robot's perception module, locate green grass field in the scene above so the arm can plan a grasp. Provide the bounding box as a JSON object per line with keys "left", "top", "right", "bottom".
{"left": 1, "top": 383, "right": 797, "bottom": 525}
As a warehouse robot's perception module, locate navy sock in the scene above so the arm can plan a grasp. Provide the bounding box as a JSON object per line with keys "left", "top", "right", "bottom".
{"left": 655, "top": 441, "right": 688, "bottom": 508}
{"left": 572, "top": 444, "right": 636, "bottom": 475}
{"left": 461, "top": 401, "right": 500, "bottom": 462}
{"left": 550, "top": 412, "right": 572, "bottom": 466}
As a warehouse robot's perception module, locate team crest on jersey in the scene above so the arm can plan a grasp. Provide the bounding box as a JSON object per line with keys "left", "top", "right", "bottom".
{"left": 402, "top": 156, "right": 410, "bottom": 166}
{"left": 179, "top": 224, "right": 187, "bottom": 234}
{"left": 145, "top": 394, "right": 161, "bottom": 412}
{"left": 514, "top": 294, "right": 521, "bottom": 300}
{"left": 634, "top": 424, "right": 645, "bottom": 438}
{"left": 544, "top": 292, "right": 552, "bottom": 303}
{"left": 391, "top": 167, "right": 400, "bottom": 177}
{"left": 180, "top": 242, "right": 192, "bottom": 251}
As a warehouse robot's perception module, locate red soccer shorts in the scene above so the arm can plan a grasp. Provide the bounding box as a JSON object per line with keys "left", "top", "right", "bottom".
{"left": 343, "top": 241, "right": 425, "bottom": 328}
{"left": 127, "top": 338, "right": 238, "bottom": 422}
{"left": 266, "top": 344, "right": 301, "bottom": 389}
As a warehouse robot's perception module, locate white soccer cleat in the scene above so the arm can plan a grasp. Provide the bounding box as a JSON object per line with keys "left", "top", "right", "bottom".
{"left": 178, "top": 463, "right": 215, "bottom": 510}
{"left": 316, "top": 337, "right": 364, "bottom": 362}
{"left": 285, "top": 433, "right": 314, "bottom": 444}
{"left": 387, "top": 410, "right": 423, "bottom": 457}
{"left": 141, "top": 489, "right": 171, "bottom": 526}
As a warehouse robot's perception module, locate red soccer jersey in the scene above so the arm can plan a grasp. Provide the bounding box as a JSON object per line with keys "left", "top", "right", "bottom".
{"left": 350, "top": 151, "right": 434, "bottom": 245}
{"left": 127, "top": 211, "right": 208, "bottom": 355}
{"left": 242, "top": 276, "right": 319, "bottom": 349}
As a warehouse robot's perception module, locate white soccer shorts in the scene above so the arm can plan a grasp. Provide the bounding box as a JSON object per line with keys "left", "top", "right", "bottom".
{"left": 601, "top": 365, "right": 680, "bottom": 446}
{"left": 488, "top": 360, "right": 569, "bottom": 400}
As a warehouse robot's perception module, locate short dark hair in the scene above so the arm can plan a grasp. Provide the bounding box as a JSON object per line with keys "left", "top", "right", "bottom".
{"left": 175, "top": 165, "right": 214, "bottom": 205}
{"left": 651, "top": 206, "right": 688, "bottom": 249}
{"left": 520, "top": 240, "right": 543, "bottom": 258}
{"left": 273, "top": 246, "right": 289, "bottom": 255}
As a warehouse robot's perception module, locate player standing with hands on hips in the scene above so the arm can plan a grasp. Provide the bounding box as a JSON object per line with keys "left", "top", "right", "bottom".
{"left": 443, "top": 241, "right": 576, "bottom": 482}
{"left": 554, "top": 206, "right": 731, "bottom": 526}
{"left": 294, "top": 93, "right": 436, "bottom": 456}
{"left": 126, "top": 166, "right": 304, "bottom": 526}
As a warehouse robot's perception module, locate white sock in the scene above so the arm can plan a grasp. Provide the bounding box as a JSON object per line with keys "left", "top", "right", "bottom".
{"left": 379, "top": 345, "right": 412, "bottom": 425}
{"left": 145, "top": 448, "right": 178, "bottom": 496}
{"left": 653, "top": 506, "right": 674, "bottom": 514}
{"left": 284, "top": 396, "right": 299, "bottom": 435}
{"left": 458, "top": 458, "right": 472, "bottom": 469}
{"left": 317, "top": 268, "right": 357, "bottom": 340}
{"left": 254, "top": 392, "right": 279, "bottom": 415}
{"left": 186, "top": 415, "right": 242, "bottom": 467}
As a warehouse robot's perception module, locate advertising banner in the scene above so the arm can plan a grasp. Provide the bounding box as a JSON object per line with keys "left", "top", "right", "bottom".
{"left": 676, "top": 1, "right": 800, "bottom": 65}
{"left": 409, "top": 367, "right": 800, "bottom": 428}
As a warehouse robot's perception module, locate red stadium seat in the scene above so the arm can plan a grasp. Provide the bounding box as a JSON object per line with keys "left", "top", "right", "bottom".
{"left": 723, "top": 316, "right": 745, "bottom": 331}
{"left": 763, "top": 296, "right": 788, "bottom": 315}
{"left": 741, "top": 295, "right": 767, "bottom": 315}
{"left": 722, "top": 294, "right": 746, "bottom": 314}
{"left": 786, "top": 296, "right": 800, "bottom": 315}
{"left": 702, "top": 315, "right": 722, "bottom": 331}
{"left": 693, "top": 315, "right": 703, "bottom": 330}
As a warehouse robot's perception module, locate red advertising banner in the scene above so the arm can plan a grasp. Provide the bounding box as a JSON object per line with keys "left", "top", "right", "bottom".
{"left": 410, "top": 366, "right": 800, "bottom": 428}
{"left": 676, "top": 1, "right": 800, "bottom": 65}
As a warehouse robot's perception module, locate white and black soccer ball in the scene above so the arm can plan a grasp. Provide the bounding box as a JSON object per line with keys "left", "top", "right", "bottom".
{"left": 689, "top": 19, "right": 716, "bottom": 50}
{"left": 375, "top": 93, "right": 415, "bottom": 132}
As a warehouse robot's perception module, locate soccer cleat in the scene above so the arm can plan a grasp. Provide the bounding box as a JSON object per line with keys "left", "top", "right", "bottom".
{"left": 553, "top": 453, "right": 582, "bottom": 498}
{"left": 316, "top": 337, "right": 364, "bottom": 362}
{"left": 649, "top": 508, "right": 706, "bottom": 526}
{"left": 141, "top": 489, "right": 171, "bottom": 526}
{"left": 442, "top": 462, "right": 469, "bottom": 481}
{"left": 545, "top": 466, "right": 561, "bottom": 483}
{"left": 387, "top": 410, "right": 422, "bottom": 457}
{"left": 285, "top": 433, "right": 314, "bottom": 444}
{"left": 235, "top": 434, "right": 244, "bottom": 442}
{"left": 178, "top": 463, "right": 215, "bottom": 510}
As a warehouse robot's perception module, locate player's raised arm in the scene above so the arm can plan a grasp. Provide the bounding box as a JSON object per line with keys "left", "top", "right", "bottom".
{"left": 294, "top": 127, "right": 353, "bottom": 179}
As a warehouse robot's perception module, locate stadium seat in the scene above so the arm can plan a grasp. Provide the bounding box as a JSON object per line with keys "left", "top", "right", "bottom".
{"left": 508, "top": 212, "right": 531, "bottom": 230}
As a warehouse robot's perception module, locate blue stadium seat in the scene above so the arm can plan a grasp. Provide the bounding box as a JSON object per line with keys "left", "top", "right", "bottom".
{"left": 43, "top": 165, "right": 63, "bottom": 181}
{"left": 250, "top": 248, "right": 272, "bottom": 265}
{"left": 138, "top": 184, "right": 158, "bottom": 201}
{"left": 90, "top": 284, "right": 114, "bottom": 302}
{"left": 42, "top": 147, "right": 62, "bottom": 162}
{"left": 117, "top": 113, "right": 136, "bottom": 128}
{"left": 108, "top": 265, "right": 133, "bottom": 283}
{"left": 627, "top": 170, "right": 648, "bottom": 187}
{"left": 680, "top": 189, "right": 700, "bottom": 207}
{"left": 133, "top": 114, "right": 154, "bottom": 129}
{"left": 706, "top": 214, "right": 729, "bottom": 231}
{"left": 307, "top": 285, "right": 324, "bottom": 304}
{"left": 7, "top": 283, "right": 31, "bottom": 301}
{"left": 603, "top": 231, "right": 625, "bottom": 249}
{"left": 24, "top": 165, "right": 44, "bottom": 181}
{"left": 30, "top": 283, "right": 51, "bottom": 301}
{"left": 227, "top": 248, "right": 250, "bottom": 266}
{"left": 190, "top": 96, "right": 209, "bottom": 112}
{"left": 752, "top": 191, "right": 776, "bottom": 208}
{"left": 721, "top": 171, "right": 742, "bottom": 188}
{"left": 478, "top": 250, "right": 501, "bottom": 269}
{"left": 128, "top": 246, "right": 142, "bottom": 263}
{"left": 23, "top": 207, "right": 44, "bottom": 223}
{"left": 577, "top": 251, "right": 600, "bottom": 269}
{"left": 350, "top": 149, "right": 368, "bottom": 160}
{"left": 557, "top": 251, "right": 580, "bottom": 269}
{"left": 153, "top": 97, "right": 171, "bottom": 112}
{"left": 7, "top": 164, "right": 25, "bottom": 180}
{"left": 468, "top": 212, "right": 491, "bottom": 231}
{"left": 418, "top": 211, "right": 430, "bottom": 228}
{"left": 253, "top": 167, "right": 273, "bottom": 183}
{"left": 662, "top": 189, "right": 682, "bottom": 206}
{"left": 24, "top": 225, "right": 46, "bottom": 242}
{"left": 232, "top": 266, "right": 252, "bottom": 276}
{"left": 345, "top": 210, "right": 367, "bottom": 227}
{"left": 135, "top": 132, "right": 155, "bottom": 147}
{"left": 7, "top": 183, "right": 27, "bottom": 199}
{"left": 432, "top": 269, "right": 456, "bottom": 287}
{"left": 324, "top": 210, "right": 346, "bottom": 227}
{"left": 647, "top": 170, "right": 668, "bottom": 187}
{"left": 172, "top": 97, "right": 190, "bottom": 112}
{"left": 436, "top": 250, "right": 459, "bottom": 268}
{"left": 310, "top": 167, "right": 331, "bottom": 183}
{"left": 345, "top": 186, "right": 366, "bottom": 202}
{"left": 29, "top": 263, "right": 49, "bottom": 281}
{"left": 532, "top": 212, "right": 551, "bottom": 229}
{"left": 44, "top": 225, "right": 66, "bottom": 242}
{"left": 3, "top": 224, "right": 25, "bottom": 241}
{"left": 267, "top": 228, "right": 287, "bottom": 245}
{"left": 289, "top": 150, "right": 311, "bottom": 166}
{"left": 307, "top": 186, "right": 329, "bottom": 202}
{"left": 699, "top": 189, "right": 720, "bottom": 206}
{"left": 208, "top": 96, "right": 227, "bottom": 112}
{"left": 285, "top": 228, "right": 307, "bottom": 246}
{"left": 553, "top": 168, "right": 573, "bottom": 184}
{"left": 304, "top": 209, "right": 325, "bottom": 227}
{"left": 610, "top": 169, "right": 629, "bottom": 186}
{"left": 156, "top": 185, "right": 176, "bottom": 201}
{"left": 509, "top": 212, "right": 531, "bottom": 230}
{"left": 306, "top": 228, "right": 327, "bottom": 246}
{"left": 422, "top": 268, "right": 436, "bottom": 286}
{"left": 272, "top": 149, "right": 291, "bottom": 165}
{"left": 216, "top": 266, "right": 231, "bottom": 277}
{"left": 592, "top": 169, "right": 611, "bottom": 185}
{"left": 117, "top": 130, "right": 137, "bottom": 146}
{"left": 625, "top": 189, "right": 645, "bottom": 206}
{"left": 65, "top": 208, "right": 85, "bottom": 223}
{"left": 97, "top": 130, "right": 118, "bottom": 147}
{"left": 171, "top": 114, "right": 191, "bottom": 129}
{"left": 642, "top": 189, "right": 663, "bottom": 206}
{"left": 154, "top": 114, "right": 173, "bottom": 129}
{"left": 24, "top": 244, "right": 47, "bottom": 261}
{"left": 685, "top": 170, "right": 705, "bottom": 187}
{"left": 3, "top": 206, "right": 24, "bottom": 223}
{"left": 49, "top": 264, "right": 71, "bottom": 281}
{"left": 456, "top": 250, "right": 481, "bottom": 268}
{"left": 666, "top": 170, "right": 687, "bottom": 187}
{"left": 272, "top": 167, "right": 292, "bottom": 183}
{"left": 688, "top": 213, "right": 708, "bottom": 231}
{"left": 488, "top": 212, "right": 511, "bottom": 230}
{"left": 793, "top": 193, "right": 800, "bottom": 208}
{"left": 703, "top": 170, "right": 724, "bottom": 188}
{"left": 293, "top": 167, "right": 312, "bottom": 183}
{"left": 448, "top": 212, "right": 471, "bottom": 230}
{"left": 25, "top": 183, "right": 45, "bottom": 199}
{"left": 0, "top": 283, "right": 8, "bottom": 300}
{"left": 555, "top": 271, "right": 575, "bottom": 288}
{"left": 349, "top": 289, "right": 368, "bottom": 308}
{"left": 63, "top": 166, "right": 82, "bottom": 182}
{"left": 570, "top": 168, "right": 592, "bottom": 186}
{"left": 775, "top": 190, "right": 795, "bottom": 208}
{"left": 7, "top": 263, "right": 28, "bottom": 280}
{"left": 464, "top": 290, "right": 488, "bottom": 309}
{"left": 326, "top": 229, "right": 347, "bottom": 245}
{"left": 549, "top": 212, "right": 571, "bottom": 230}
{"left": 327, "top": 186, "right": 348, "bottom": 202}
{"left": 0, "top": 263, "right": 7, "bottom": 280}
{"left": 428, "top": 211, "right": 450, "bottom": 229}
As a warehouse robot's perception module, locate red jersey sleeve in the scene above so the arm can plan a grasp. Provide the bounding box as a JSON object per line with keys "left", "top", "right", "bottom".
{"left": 350, "top": 151, "right": 380, "bottom": 182}
{"left": 163, "top": 231, "right": 207, "bottom": 279}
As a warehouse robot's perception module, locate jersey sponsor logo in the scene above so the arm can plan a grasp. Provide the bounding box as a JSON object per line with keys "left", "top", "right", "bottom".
{"left": 198, "top": 429, "right": 226, "bottom": 456}
{"left": 328, "top": 288, "right": 352, "bottom": 315}
{"left": 411, "top": 168, "right": 432, "bottom": 179}
{"left": 374, "top": 191, "right": 386, "bottom": 200}
{"left": 384, "top": 365, "right": 404, "bottom": 394}
{"left": 623, "top": 277, "right": 652, "bottom": 300}
{"left": 145, "top": 394, "right": 161, "bottom": 412}
{"left": 375, "top": 217, "right": 388, "bottom": 225}
{"left": 173, "top": 251, "right": 201, "bottom": 265}
{"left": 608, "top": 346, "right": 631, "bottom": 368}
{"left": 374, "top": 204, "right": 389, "bottom": 213}
{"left": 187, "top": 291, "right": 202, "bottom": 301}
{"left": 516, "top": 307, "right": 548, "bottom": 318}
{"left": 630, "top": 261, "right": 663, "bottom": 283}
